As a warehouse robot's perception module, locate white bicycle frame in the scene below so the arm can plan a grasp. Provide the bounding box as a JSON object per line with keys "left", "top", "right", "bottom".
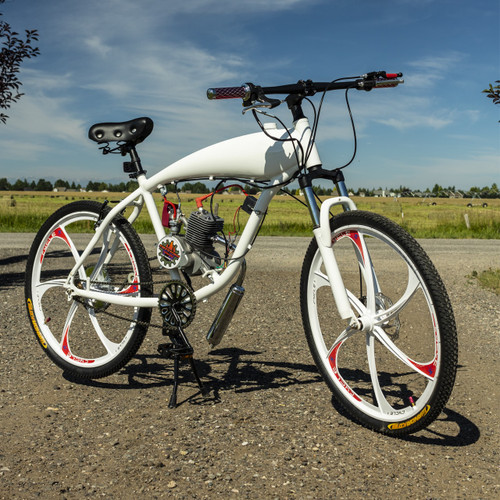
{"left": 64, "top": 115, "right": 359, "bottom": 323}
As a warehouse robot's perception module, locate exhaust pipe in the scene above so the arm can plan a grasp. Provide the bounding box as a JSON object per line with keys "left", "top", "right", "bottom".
{"left": 206, "top": 260, "right": 246, "bottom": 347}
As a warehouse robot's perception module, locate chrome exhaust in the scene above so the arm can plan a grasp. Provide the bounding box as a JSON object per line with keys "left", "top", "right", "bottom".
{"left": 206, "top": 261, "right": 246, "bottom": 347}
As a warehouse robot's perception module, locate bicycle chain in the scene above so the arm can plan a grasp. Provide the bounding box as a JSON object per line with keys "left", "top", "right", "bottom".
{"left": 73, "top": 276, "right": 179, "bottom": 331}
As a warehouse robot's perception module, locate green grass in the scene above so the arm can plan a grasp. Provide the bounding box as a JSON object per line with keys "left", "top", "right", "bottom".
{"left": 1, "top": 191, "right": 499, "bottom": 238}
{"left": 469, "top": 268, "right": 500, "bottom": 295}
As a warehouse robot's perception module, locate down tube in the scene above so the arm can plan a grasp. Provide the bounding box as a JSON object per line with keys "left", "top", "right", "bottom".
{"left": 193, "top": 186, "right": 279, "bottom": 302}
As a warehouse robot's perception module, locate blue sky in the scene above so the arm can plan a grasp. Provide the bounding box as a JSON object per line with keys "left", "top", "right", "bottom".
{"left": 1, "top": 0, "right": 498, "bottom": 190}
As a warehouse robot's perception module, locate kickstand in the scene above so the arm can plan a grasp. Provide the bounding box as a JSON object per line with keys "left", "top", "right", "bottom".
{"left": 158, "top": 325, "right": 209, "bottom": 409}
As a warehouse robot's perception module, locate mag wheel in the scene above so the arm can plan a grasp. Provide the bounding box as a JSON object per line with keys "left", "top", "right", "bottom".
{"left": 25, "top": 201, "right": 152, "bottom": 379}
{"left": 300, "top": 211, "right": 457, "bottom": 436}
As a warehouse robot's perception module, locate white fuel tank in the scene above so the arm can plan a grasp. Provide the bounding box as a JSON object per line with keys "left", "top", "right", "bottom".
{"left": 147, "top": 118, "right": 319, "bottom": 186}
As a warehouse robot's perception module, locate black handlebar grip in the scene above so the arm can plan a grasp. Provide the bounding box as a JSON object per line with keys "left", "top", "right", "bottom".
{"left": 207, "top": 86, "right": 250, "bottom": 100}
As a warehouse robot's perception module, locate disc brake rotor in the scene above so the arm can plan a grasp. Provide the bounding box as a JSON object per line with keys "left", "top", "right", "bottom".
{"left": 376, "top": 292, "right": 401, "bottom": 340}
{"left": 84, "top": 266, "right": 111, "bottom": 312}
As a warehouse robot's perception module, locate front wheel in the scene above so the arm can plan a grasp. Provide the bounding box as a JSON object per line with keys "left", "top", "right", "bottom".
{"left": 25, "top": 201, "right": 153, "bottom": 379}
{"left": 300, "top": 211, "right": 457, "bottom": 436}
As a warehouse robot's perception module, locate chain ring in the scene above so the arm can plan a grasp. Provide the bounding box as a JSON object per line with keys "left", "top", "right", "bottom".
{"left": 158, "top": 280, "right": 197, "bottom": 330}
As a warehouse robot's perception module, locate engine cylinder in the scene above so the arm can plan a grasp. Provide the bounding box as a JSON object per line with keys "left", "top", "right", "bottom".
{"left": 186, "top": 210, "right": 224, "bottom": 250}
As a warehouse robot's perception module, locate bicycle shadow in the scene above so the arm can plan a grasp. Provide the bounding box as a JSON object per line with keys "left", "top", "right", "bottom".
{"left": 401, "top": 408, "right": 480, "bottom": 446}
{"left": 329, "top": 367, "right": 480, "bottom": 447}
{"left": 0, "top": 253, "right": 28, "bottom": 289}
{"left": 64, "top": 350, "right": 479, "bottom": 447}
{"left": 63, "top": 346, "right": 323, "bottom": 396}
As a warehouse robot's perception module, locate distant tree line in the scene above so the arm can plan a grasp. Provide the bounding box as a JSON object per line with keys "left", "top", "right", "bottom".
{"left": 0, "top": 178, "right": 262, "bottom": 195}
{"left": 1, "top": 178, "right": 498, "bottom": 198}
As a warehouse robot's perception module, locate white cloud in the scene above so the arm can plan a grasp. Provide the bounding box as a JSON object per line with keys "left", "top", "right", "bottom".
{"left": 0, "top": 93, "right": 86, "bottom": 145}
{"left": 107, "top": 0, "right": 320, "bottom": 15}
{"left": 409, "top": 51, "right": 464, "bottom": 73}
{"left": 402, "top": 51, "right": 466, "bottom": 90}
{"left": 316, "top": 93, "right": 456, "bottom": 136}
{"left": 84, "top": 36, "right": 111, "bottom": 58}
{"left": 21, "top": 68, "right": 74, "bottom": 92}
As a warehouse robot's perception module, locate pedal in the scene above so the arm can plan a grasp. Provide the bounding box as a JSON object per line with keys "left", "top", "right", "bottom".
{"left": 157, "top": 342, "right": 193, "bottom": 359}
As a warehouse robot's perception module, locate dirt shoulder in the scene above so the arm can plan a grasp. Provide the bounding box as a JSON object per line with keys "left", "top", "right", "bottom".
{"left": 1, "top": 236, "right": 499, "bottom": 499}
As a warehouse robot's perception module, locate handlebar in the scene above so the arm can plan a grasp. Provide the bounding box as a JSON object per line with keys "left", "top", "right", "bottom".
{"left": 207, "top": 71, "right": 403, "bottom": 103}
{"left": 206, "top": 85, "right": 252, "bottom": 100}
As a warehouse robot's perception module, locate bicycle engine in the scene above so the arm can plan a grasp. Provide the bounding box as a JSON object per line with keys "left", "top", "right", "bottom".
{"left": 157, "top": 209, "right": 224, "bottom": 275}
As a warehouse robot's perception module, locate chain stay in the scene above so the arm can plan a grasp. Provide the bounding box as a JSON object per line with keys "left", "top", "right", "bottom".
{"left": 73, "top": 277, "right": 195, "bottom": 331}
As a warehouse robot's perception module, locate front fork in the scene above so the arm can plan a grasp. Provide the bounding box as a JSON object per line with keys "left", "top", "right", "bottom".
{"left": 302, "top": 177, "right": 361, "bottom": 326}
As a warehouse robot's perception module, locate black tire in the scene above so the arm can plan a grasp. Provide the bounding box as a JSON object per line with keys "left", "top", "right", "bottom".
{"left": 300, "top": 211, "right": 457, "bottom": 436}
{"left": 25, "top": 201, "right": 152, "bottom": 379}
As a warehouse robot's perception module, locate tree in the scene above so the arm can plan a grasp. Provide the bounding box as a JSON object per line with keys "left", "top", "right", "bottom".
{"left": 86, "top": 181, "right": 99, "bottom": 191}
{"left": 125, "top": 180, "right": 138, "bottom": 192}
{"left": 244, "top": 184, "right": 260, "bottom": 195}
{"left": 54, "top": 179, "right": 70, "bottom": 189}
{"left": 36, "top": 178, "right": 52, "bottom": 191}
{"left": 0, "top": 177, "right": 10, "bottom": 190}
{"left": 192, "top": 182, "right": 209, "bottom": 194}
{"left": 0, "top": 1, "right": 40, "bottom": 124}
{"left": 431, "top": 183, "right": 442, "bottom": 194}
{"left": 12, "top": 178, "right": 27, "bottom": 190}
{"left": 483, "top": 81, "right": 500, "bottom": 105}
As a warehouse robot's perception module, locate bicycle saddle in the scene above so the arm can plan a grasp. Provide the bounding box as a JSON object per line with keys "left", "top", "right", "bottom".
{"left": 88, "top": 117, "right": 154, "bottom": 144}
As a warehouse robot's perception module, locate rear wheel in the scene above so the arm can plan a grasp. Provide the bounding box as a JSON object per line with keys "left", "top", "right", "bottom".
{"left": 300, "top": 211, "right": 457, "bottom": 435}
{"left": 25, "top": 201, "right": 152, "bottom": 379}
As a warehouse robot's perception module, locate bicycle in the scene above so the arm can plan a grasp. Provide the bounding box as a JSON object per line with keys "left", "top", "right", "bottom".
{"left": 25, "top": 71, "right": 458, "bottom": 436}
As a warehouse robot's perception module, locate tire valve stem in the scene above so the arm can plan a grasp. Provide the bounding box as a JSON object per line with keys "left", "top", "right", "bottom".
{"left": 409, "top": 396, "right": 415, "bottom": 407}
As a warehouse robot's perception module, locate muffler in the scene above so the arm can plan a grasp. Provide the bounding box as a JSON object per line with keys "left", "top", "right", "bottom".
{"left": 206, "top": 260, "right": 246, "bottom": 347}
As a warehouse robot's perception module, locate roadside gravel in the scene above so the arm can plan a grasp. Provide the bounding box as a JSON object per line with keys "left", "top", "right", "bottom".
{"left": 1, "top": 235, "right": 499, "bottom": 499}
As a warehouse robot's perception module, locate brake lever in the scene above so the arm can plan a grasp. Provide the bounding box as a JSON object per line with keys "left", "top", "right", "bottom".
{"left": 242, "top": 98, "right": 282, "bottom": 114}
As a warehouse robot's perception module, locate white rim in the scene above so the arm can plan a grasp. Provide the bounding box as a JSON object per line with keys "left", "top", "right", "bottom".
{"left": 307, "top": 226, "right": 440, "bottom": 423}
{"left": 30, "top": 211, "right": 141, "bottom": 368}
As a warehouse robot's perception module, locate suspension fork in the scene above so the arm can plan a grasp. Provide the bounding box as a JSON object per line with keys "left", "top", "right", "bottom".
{"left": 300, "top": 175, "right": 358, "bottom": 323}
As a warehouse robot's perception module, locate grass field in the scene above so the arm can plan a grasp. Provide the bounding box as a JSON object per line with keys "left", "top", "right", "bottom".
{"left": 1, "top": 190, "right": 499, "bottom": 239}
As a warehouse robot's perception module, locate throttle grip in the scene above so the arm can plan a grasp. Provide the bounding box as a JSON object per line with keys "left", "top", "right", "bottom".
{"left": 207, "top": 85, "right": 250, "bottom": 100}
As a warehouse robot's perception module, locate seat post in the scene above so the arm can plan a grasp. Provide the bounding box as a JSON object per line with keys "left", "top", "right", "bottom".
{"left": 122, "top": 143, "right": 146, "bottom": 178}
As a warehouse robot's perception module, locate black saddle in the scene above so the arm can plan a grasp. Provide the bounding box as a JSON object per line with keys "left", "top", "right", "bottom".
{"left": 88, "top": 117, "right": 154, "bottom": 145}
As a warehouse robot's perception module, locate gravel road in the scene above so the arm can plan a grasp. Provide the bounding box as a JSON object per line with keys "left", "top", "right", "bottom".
{"left": 1, "top": 235, "right": 499, "bottom": 499}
